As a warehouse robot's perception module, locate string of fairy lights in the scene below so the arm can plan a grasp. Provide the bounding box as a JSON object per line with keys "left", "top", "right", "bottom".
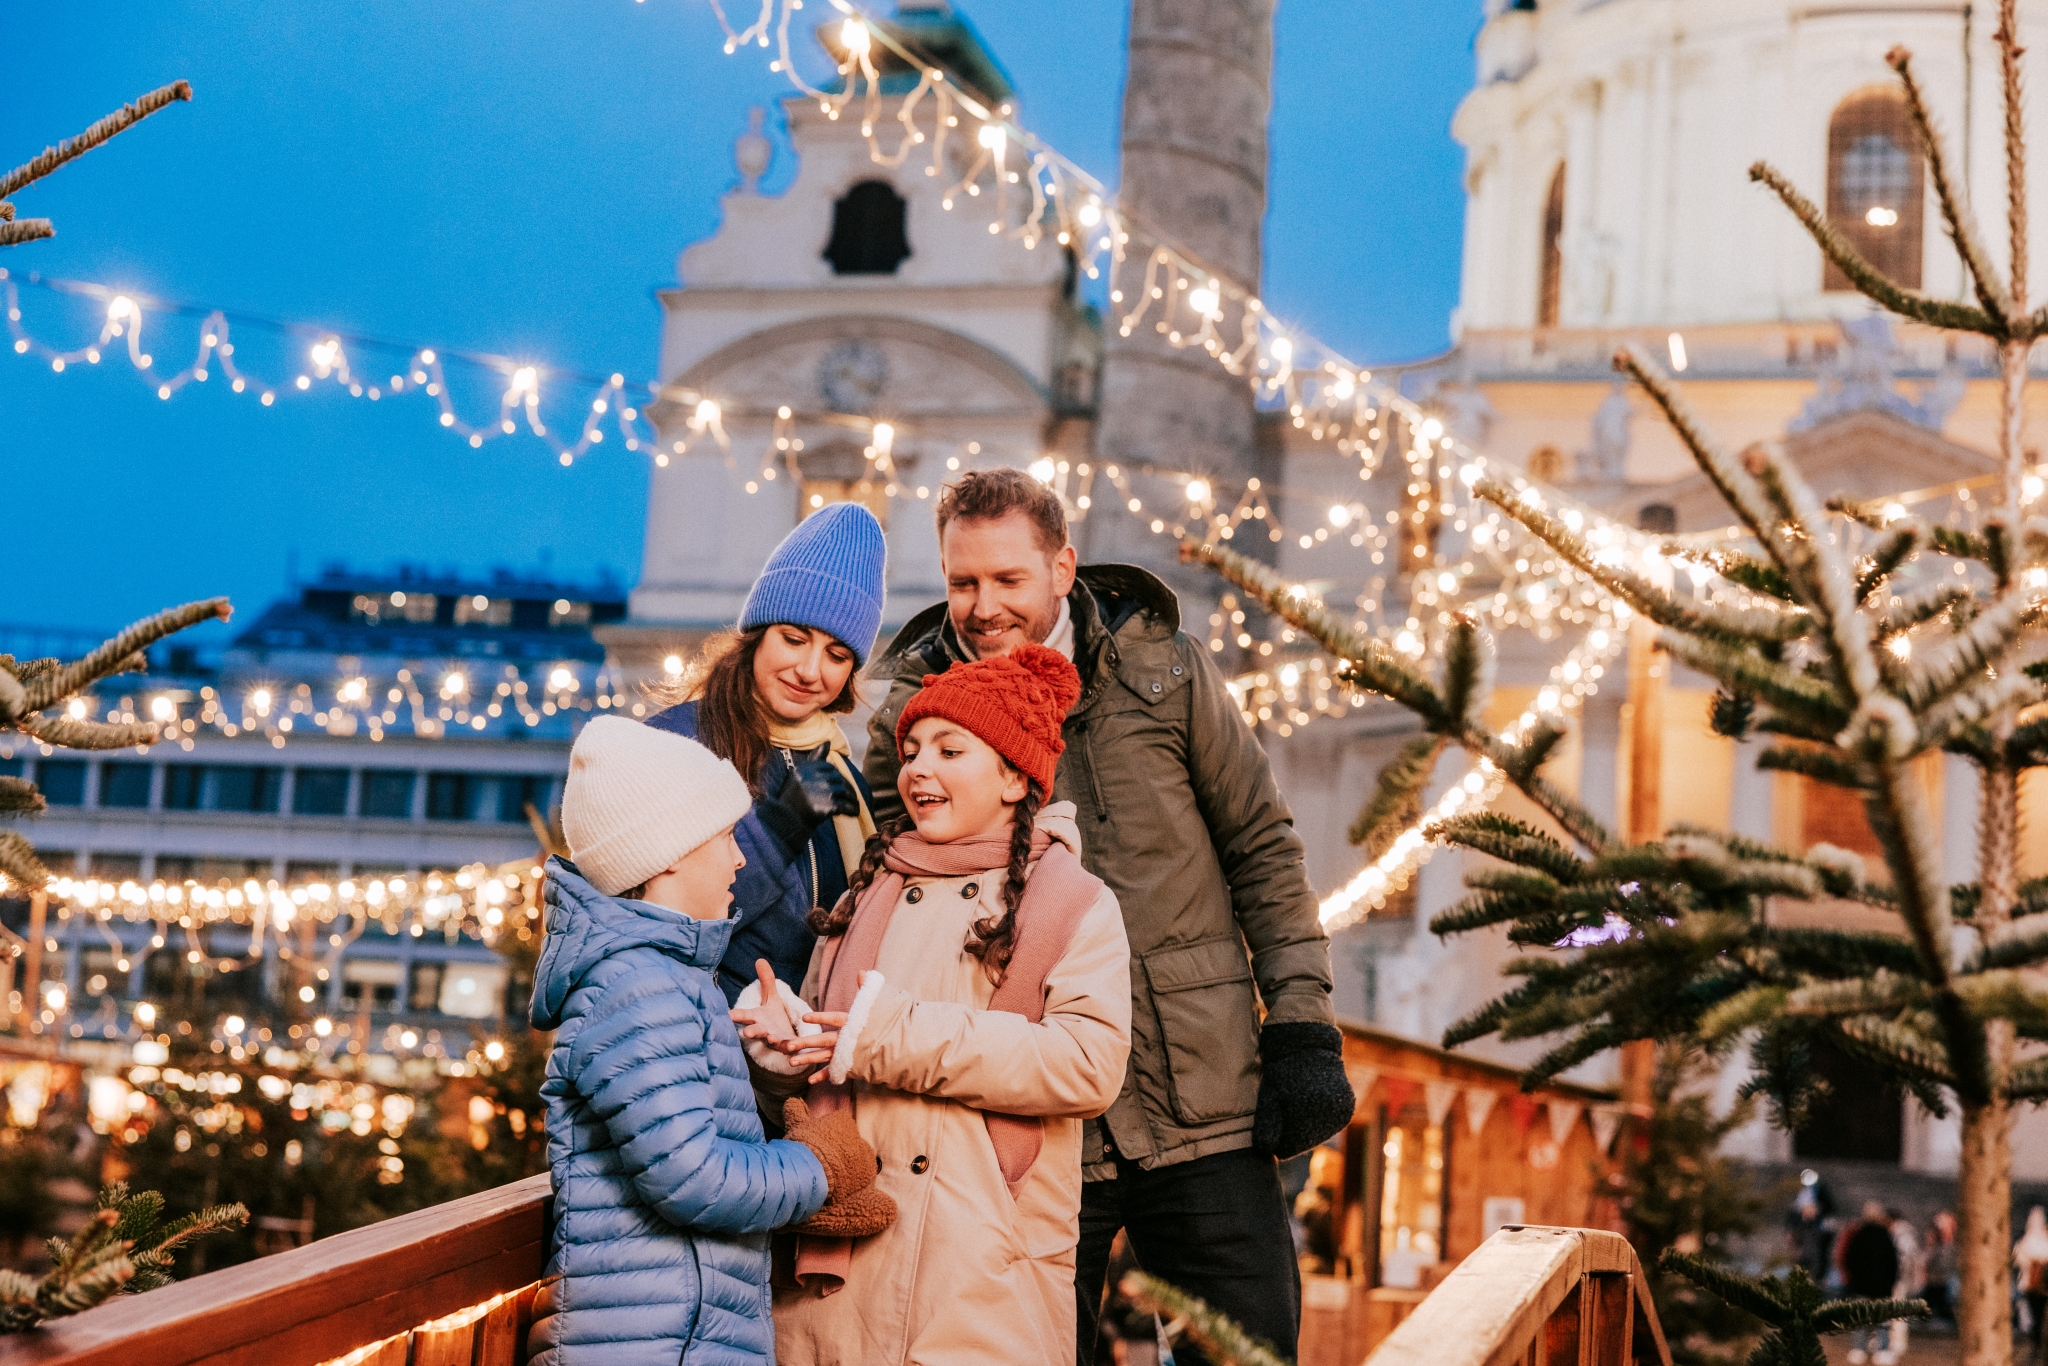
{"left": 12, "top": 0, "right": 2041, "bottom": 937}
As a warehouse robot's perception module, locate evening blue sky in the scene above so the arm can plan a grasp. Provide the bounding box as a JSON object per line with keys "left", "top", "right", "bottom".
{"left": 4, "top": 2, "right": 1479, "bottom": 642}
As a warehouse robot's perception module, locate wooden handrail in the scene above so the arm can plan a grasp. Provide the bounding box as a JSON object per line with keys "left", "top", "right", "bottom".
{"left": 0, "top": 1173, "right": 550, "bottom": 1366}
{"left": 1366, "top": 1226, "right": 1672, "bottom": 1366}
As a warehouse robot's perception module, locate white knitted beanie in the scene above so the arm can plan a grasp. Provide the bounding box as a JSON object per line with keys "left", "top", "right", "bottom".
{"left": 561, "top": 716, "right": 753, "bottom": 897}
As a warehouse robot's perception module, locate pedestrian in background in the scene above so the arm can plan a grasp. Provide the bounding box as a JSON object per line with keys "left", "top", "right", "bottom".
{"left": 2015, "top": 1206, "right": 2048, "bottom": 1359}
{"left": 1841, "top": 1201, "right": 1900, "bottom": 1365}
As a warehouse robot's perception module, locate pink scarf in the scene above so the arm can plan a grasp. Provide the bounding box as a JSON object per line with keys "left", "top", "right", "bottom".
{"left": 794, "top": 813, "right": 1102, "bottom": 1295}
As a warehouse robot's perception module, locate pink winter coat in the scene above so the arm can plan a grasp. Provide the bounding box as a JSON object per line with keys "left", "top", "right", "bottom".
{"left": 772, "top": 811, "right": 1132, "bottom": 1365}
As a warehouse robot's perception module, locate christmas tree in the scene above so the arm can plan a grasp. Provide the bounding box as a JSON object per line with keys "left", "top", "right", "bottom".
{"left": 1187, "top": 5, "right": 2045, "bottom": 1363}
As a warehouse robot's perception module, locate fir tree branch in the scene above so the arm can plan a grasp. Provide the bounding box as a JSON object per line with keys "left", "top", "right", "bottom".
{"left": 0, "top": 776, "right": 43, "bottom": 815}
{"left": 17, "top": 597, "right": 227, "bottom": 715}
{"left": 1698, "top": 985, "right": 1791, "bottom": 1041}
{"left": 1429, "top": 811, "right": 1584, "bottom": 882}
{"left": 1119, "top": 1272, "right": 1296, "bottom": 1366}
{"left": 0, "top": 831, "right": 51, "bottom": 891}
{"left": 1655, "top": 631, "right": 1850, "bottom": 735}
{"left": 1674, "top": 545, "right": 1800, "bottom": 603}
{"left": 0, "top": 219, "right": 54, "bottom": 248}
{"left": 2006, "top": 1055, "right": 2048, "bottom": 1099}
{"left": 1857, "top": 524, "right": 1923, "bottom": 602}
{"left": 1783, "top": 971, "right": 1928, "bottom": 1018}
{"left": 1179, "top": 541, "right": 1440, "bottom": 720}
{"left": 1835, "top": 1014, "right": 1958, "bottom": 1089}
{"left": 1475, "top": 477, "right": 1810, "bottom": 643}
{"left": 0, "top": 81, "right": 194, "bottom": 200}
{"left": 1810, "top": 1299, "right": 1933, "bottom": 1333}
{"left": 1748, "top": 161, "right": 2004, "bottom": 336}
{"left": 1660, "top": 1250, "right": 1793, "bottom": 1322}
{"left": 1616, "top": 348, "right": 1787, "bottom": 549}
{"left": 1896, "top": 588, "right": 2034, "bottom": 711}
{"left": 1349, "top": 734, "right": 1446, "bottom": 853}
{"left": 1877, "top": 581, "right": 1970, "bottom": 635}
{"left": 1746, "top": 451, "right": 1886, "bottom": 703}
{"left": 11, "top": 712, "right": 161, "bottom": 751}
{"left": 1438, "top": 614, "right": 1493, "bottom": 730}
{"left": 1886, "top": 45, "right": 2018, "bottom": 323}
{"left": 1952, "top": 968, "right": 2048, "bottom": 1030}
{"left": 1918, "top": 668, "right": 2046, "bottom": 749}
{"left": 1995, "top": 0, "right": 2030, "bottom": 310}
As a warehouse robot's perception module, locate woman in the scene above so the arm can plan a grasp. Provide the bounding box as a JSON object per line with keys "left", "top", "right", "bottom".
{"left": 650, "top": 501, "right": 887, "bottom": 1004}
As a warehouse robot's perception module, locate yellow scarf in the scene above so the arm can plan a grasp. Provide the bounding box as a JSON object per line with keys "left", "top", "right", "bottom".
{"left": 767, "top": 711, "right": 877, "bottom": 886}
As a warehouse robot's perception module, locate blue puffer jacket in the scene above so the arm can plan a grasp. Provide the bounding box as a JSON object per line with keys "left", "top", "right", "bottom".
{"left": 527, "top": 859, "right": 829, "bottom": 1366}
{"left": 646, "top": 701, "right": 871, "bottom": 1005}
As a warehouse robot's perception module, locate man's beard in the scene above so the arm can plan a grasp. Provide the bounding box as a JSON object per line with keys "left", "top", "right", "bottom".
{"left": 958, "top": 599, "right": 1057, "bottom": 658}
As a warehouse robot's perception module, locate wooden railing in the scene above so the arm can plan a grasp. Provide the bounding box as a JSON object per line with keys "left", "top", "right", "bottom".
{"left": 1367, "top": 1226, "right": 1672, "bottom": 1366}
{"left": 0, "top": 1174, "right": 550, "bottom": 1366}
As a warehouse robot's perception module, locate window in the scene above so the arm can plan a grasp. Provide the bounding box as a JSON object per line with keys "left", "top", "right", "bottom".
{"left": 454, "top": 594, "right": 512, "bottom": 627}
{"left": 87, "top": 852, "right": 142, "bottom": 879}
{"left": 408, "top": 961, "right": 445, "bottom": 1011}
{"left": 163, "top": 765, "right": 204, "bottom": 810}
{"left": 293, "top": 768, "right": 351, "bottom": 816}
{"left": 350, "top": 591, "right": 437, "bottom": 625}
{"left": 361, "top": 770, "right": 416, "bottom": 820}
{"left": 211, "top": 766, "right": 282, "bottom": 813}
{"left": 1537, "top": 163, "right": 1565, "bottom": 327}
{"left": 425, "top": 772, "right": 478, "bottom": 821}
{"left": 823, "top": 180, "right": 912, "bottom": 275}
{"left": 342, "top": 958, "right": 402, "bottom": 1012}
{"left": 1825, "top": 89, "right": 1923, "bottom": 290}
{"left": 496, "top": 775, "right": 556, "bottom": 824}
{"left": 437, "top": 961, "right": 509, "bottom": 1018}
{"left": 797, "top": 442, "right": 891, "bottom": 530}
{"left": 38, "top": 760, "right": 86, "bottom": 807}
{"left": 99, "top": 762, "right": 153, "bottom": 809}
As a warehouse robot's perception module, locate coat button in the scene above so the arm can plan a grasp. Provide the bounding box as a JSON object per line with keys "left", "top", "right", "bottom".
{"left": 1150, "top": 682, "right": 1162, "bottom": 693}
{"left": 961, "top": 882, "right": 979, "bottom": 899}
{"left": 910, "top": 1155, "right": 930, "bottom": 1174}
{"left": 1172, "top": 665, "right": 1184, "bottom": 676}
{"left": 906, "top": 886, "right": 923, "bottom": 904}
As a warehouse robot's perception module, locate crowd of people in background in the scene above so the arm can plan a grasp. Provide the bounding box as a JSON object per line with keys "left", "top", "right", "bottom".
{"left": 1786, "top": 1173, "right": 1974, "bottom": 1363}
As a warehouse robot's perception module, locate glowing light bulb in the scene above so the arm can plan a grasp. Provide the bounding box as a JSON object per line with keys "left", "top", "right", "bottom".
{"left": 663, "top": 654, "right": 684, "bottom": 676}
{"left": 840, "top": 17, "right": 870, "bottom": 55}
{"left": 695, "top": 398, "right": 721, "bottom": 425}
{"left": 1028, "top": 458, "right": 1056, "bottom": 483}
{"left": 225, "top": 1015, "right": 245, "bottom": 1035}
{"left": 977, "top": 122, "right": 1006, "bottom": 153}
{"left": 510, "top": 365, "right": 538, "bottom": 395}
{"left": 1077, "top": 200, "right": 1103, "bottom": 228}
{"left": 1268, "top": 336, "right": 1293, "bottom": 365}
{"left": 1185, "top": 479, "right": 1211, "bottom": 504}
{"left": 106, "top": 295, "right": 135, "bottom": 321}
{"left": 443, "top": 671, "right": 467, "bottom": 697}
{"left": 134, "top": 1002, "right": 155, "bottom": 1027}
{"left": 484, "top": 1040, "right": 506, "bottom": 1063}
{"left": 1419, "top": 418, "right": 1443, "bottom": 440}
{"left": 1667, "top": 332, "right": 1689, "bottom": 372}
{"left": 249, "top": 688, "right": 271, "bottom": 713}
{"left": 1328, "top": 504, "right": 1351, "bottom": 528}
{"left": 149, "top": 696, "right": 174, "bottom": 722}
{"left": 549, "top": 667, "right": 573, "bottom": 690}
{"left": 1866, "top": 206, "right": 1899, "bottom": 227}
{"left": 871, "top": 422, "right": 894, "bottom": 453}
{"left": 1188, "top": 285, "right": 1219, "bottom": 318}
{"left": 310, "top": 337, "right": 340, "bottom": 368}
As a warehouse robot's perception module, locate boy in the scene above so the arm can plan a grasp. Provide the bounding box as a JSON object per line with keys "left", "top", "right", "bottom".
{"left": 528, "top": 716, "right": 894, "bottom": 1366}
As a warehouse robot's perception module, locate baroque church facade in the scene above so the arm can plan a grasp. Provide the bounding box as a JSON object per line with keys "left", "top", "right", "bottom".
{"left": 604, "top": 0, "right": 2048, "bottom": 1208}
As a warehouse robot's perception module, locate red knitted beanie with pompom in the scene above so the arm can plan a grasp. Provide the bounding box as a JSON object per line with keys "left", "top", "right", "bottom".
{"left": 894, "top": 643, "right": 1082, "bottom": 794}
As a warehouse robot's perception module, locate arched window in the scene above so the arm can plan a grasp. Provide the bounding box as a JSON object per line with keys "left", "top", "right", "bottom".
{"left": 1824, "top": 89, "right": 1923, "bottom": 290}
{"left": 823, "top": 180, "right": 911, "bottom": 275}
{"left": 1537, "top": 164, "right": 1565, "bottom": 327}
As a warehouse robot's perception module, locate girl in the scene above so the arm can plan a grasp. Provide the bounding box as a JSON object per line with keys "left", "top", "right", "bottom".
{"left": 650, "top": 501, "right": 886, "bottom": 1004}
{"left": 747, "top": 643, "right": 1132, "bottom": 1366}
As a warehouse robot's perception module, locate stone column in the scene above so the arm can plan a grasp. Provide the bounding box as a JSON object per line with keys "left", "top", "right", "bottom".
{"left": 1087, "top": 0, "right": 1274, "bottom": 593}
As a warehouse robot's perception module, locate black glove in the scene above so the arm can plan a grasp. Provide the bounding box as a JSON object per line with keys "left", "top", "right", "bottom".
{"left": 1252, "top": 1021, "right": 1355, "bottom": 1159}
{"left": 756, "top": 754, "right": 859, "bottom": 859}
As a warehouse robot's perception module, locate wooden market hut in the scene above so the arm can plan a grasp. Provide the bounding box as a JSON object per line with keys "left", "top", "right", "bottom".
{"left": 1296, "top": 1019, "right": 1624, "bottom": 1366}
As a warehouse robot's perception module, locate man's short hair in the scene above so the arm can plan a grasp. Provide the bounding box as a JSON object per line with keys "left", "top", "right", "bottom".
{"left": 935, "top": 467, "right": 1069, "bottom": 556}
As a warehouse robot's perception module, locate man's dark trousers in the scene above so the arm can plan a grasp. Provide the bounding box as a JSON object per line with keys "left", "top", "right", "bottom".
{"left": 1075, "top": 1149, "right": 1300, "bottom": 1366}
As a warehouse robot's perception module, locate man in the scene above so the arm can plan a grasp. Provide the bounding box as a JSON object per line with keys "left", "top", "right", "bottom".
{"left": 864, "top": 468, "right": 1353, "bottom": 1364}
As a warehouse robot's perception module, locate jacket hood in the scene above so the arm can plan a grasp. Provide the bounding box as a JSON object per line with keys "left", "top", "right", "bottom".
{"left": 530, "top": 856, "right": 736, "bottom": 1030}
{"left": 873, "top": 563, "right": 1182, "bottom": 685}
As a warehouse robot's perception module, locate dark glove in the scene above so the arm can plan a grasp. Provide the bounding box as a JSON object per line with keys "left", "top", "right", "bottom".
{"left": 1252, "top": 1022, "right": 1355, "bottom": 1159}
{"left": 757, "top": 755, "right": 859, "bottom": 858}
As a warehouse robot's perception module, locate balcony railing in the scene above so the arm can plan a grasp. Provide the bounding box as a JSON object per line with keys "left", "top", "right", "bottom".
{"left": 0, "top": 1173, "right": 548, "bottom": 1366}
{"left": 0, "top": 1188, "right": 1665, "bottom": 1366}
{"left": 1367, "top": 1225, "right": 1672, "bottom": 1366}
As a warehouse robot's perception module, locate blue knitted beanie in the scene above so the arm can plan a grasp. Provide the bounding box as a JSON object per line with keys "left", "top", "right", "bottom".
{"left": 739, "top": 502, "right": 888, "bottom": 664}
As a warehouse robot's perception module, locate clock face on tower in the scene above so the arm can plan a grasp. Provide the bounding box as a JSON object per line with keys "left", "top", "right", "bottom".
{"left": 818, "top": 339, "right": 889, "bottom": 414}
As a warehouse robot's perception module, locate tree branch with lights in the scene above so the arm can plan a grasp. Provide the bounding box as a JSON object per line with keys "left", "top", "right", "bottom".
{"left": 1190, "top": 8, "right": 2045, "bottom": 1363}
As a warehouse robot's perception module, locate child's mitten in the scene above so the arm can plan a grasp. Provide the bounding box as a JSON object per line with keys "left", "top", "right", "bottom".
{"left": 783, "top": 1097, "right": 877, "bottom": 1201}
{"left": 734, "top": 976, "right": 823, "bottom": 1076}
{"left": 794, "top": 1185, "right": 898, "bottom": 1239}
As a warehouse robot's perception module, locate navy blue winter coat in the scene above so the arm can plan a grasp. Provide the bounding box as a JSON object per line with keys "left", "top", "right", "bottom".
{"left": 646, "top": 701, "right": 871, "bottom": 1004}
{"left": 527, "top": 858, "right": 829, "bottom": 1366}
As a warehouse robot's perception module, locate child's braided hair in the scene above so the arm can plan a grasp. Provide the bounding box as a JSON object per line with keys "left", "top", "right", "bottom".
{"left": 807, "top": 780, "right": 1046, "bottom": 987}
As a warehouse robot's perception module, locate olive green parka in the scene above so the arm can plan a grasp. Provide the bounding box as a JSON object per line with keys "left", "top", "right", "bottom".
{"left": 863, "top": 564, "right": 1335, "bottom": 1175}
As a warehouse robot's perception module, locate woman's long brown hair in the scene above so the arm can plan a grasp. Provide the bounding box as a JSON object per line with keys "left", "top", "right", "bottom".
{"left": 812, "top": 779, "right": 1044, "bottom": 987}
{"left": 653, "top": 626, "right": 859, "bottom": 794}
